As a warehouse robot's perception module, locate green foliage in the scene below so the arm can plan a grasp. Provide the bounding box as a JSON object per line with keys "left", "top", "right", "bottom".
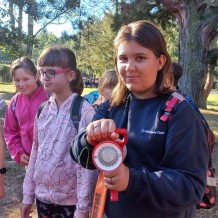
{"left": 73, "top": 13, "right": 116, "bottom": 76}
{"left": 32, "top": 30, "right": 63, "bottom": 62}
{"left": 112, "top": 1, "right": 175, "bottom": 32}
{"left": 0, "top": 0, "right": 81, "bottom": 59}
{"left": 0, "top": 64, "right": 11, "bottom": 83}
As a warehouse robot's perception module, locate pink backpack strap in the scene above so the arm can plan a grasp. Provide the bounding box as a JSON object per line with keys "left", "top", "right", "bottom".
{"left": 160, "top": 92, "right": 185, "bottom": 122}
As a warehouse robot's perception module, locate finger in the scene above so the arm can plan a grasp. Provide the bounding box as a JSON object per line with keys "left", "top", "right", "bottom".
{"left": 104, "top": 176, "right": 115, "bottom": 186}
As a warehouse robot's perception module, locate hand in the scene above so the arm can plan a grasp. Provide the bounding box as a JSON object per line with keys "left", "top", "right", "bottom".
{"left": 20, "top": 154, "right": 30, "bottom": 166}
{"left": 20, "top": 203, "right": 32, "bottom": 218}
{"left": 73, "top": 209, "right": 89, "bottom": 218}
{"left": 86, "top": 119, "right": 119, "bottom": 144}
{"left": 103, "top": 164, "right": 129, "bottom": 192}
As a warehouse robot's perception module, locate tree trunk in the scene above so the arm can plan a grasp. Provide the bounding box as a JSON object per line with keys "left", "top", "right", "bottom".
{"left": 202, "top": 66, "right": 215, "bottom": 108}
{"left": 26, "top": 0, "right": 35, "bottom": 58}
{"left": 178, "top": 2, "right": 208, "bottom": 108}
{"left": 9, "top": 0, "right": 15, "bottom": 30}
{"left": 159, "top": 0, "right": 218, "bottom": 109}
{"left": 18, "top": 2, "right": 23, "bottom": 32}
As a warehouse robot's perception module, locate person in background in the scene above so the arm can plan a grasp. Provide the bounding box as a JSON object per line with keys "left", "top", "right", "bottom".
{"left": 171, "top": 62, "right": 208, "bottom": 122}
{"left": 171, "top": 61, "right": 184, "bottom": 91}
{"left": 20, "top": 45, "right": 97, "bottom": 218}
{"left": 83, "top": 69, "right": 118, "bottom": 108}
{"left": 4, "top": 57, "right": 47, "bottom": 166}
{"left": 0, "top": 97, "right": 7, "bottom": 199}
{"left": 70, "top": 20, "right": 209, "bottom": 218}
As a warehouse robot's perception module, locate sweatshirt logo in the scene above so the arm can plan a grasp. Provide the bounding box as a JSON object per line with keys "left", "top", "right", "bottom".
{"left": 141, "top": 129, "right": 165, "bottom": 135}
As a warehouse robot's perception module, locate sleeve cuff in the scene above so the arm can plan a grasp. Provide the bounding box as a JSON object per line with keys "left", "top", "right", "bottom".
{"left": 22, "top": 194, "right": 35, "bottom": 205}
{"left": 14, "top": 150, "right": 25, "bottom": 164}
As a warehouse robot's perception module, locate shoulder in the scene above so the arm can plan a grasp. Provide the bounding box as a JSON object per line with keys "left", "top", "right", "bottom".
{"left": 170, "top": 99, "right": 206, "bottom": 130}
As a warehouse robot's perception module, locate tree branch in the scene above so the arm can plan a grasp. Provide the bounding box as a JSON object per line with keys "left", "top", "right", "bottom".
{"left": 33, "top": 8, "right": 71, "bottom": 37}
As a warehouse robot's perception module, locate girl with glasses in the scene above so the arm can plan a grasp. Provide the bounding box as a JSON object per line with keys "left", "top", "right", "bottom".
{"left": 20, "top": 45, "right": 97, "bottom": 218}
{"left": 4, "top": 57, "right": 47, "bottom": 167}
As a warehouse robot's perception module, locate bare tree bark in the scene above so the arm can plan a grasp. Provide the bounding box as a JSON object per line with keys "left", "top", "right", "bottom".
{"left": 9, "top": 0, "right": 15, "bottom": 30}
{"left": 18, "top": 2, "right": 23, "bottom": 32}
{"left": 158, "top": 0, "right": 218, "bottom": 108}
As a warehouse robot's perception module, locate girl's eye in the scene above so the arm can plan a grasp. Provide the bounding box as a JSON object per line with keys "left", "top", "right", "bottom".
{"left": 136, "top": 56, "right": 145, "bottom": 61}
{"left": 118, "top": 56, "right": 128, "bottom": 62}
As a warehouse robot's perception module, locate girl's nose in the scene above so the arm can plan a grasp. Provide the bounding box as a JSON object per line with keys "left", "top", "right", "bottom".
{"left": 125, "top": 60, "right": 136, "bottom": 71}
{"left": 19, "top": 80, "right": 25, "bottom": 87}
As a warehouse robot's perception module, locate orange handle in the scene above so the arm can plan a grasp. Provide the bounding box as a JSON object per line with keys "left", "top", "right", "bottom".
{"left": 90, "top": 172, "right": 107, "bottom": 218}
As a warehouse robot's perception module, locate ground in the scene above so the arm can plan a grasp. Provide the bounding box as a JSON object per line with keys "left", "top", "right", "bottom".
{"left": 0, "top": 91, "right": 217, "bottom": 218}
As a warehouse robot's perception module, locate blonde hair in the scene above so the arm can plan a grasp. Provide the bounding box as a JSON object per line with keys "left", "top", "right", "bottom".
{"left": 111, "top": 20, "right": 174, "bottom": 106}
{"left": 37, "top": 45, "right": 84, "bottom": 95}
{"left": 97, "top": 69, "right": 118, "bottom": 102}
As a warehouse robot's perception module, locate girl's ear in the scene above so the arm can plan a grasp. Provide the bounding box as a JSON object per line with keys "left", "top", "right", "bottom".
{"left": 35, "top": 71, "right": 40, "bottom": 82}
{"left": 67, "top": 70, "right": 76, "bottom": 82}
{"left": 157, "top": 55, "right": 167, "bottom": 71}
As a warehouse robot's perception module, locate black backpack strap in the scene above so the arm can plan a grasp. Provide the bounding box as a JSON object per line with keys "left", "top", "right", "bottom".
{"left": 37, "top": 101, "right": 47, "bottom": 118}
{"left": 70, "top": 95, "right": 85, "bottom": 132}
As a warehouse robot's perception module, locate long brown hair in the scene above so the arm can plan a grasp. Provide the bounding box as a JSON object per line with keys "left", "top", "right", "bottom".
{"left": 37, "top": 45, "right": 84, "bottom": 95}
{"left": 112, "top": 20, "right": 174, "bottom": 106}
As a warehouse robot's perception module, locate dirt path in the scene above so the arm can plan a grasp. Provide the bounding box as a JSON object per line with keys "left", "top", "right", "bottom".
{"left": 0, "top": 95, "right": 217, "bottom": 218}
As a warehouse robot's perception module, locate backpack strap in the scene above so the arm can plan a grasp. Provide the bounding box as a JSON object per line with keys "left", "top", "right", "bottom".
{"left": 70, "top": 95, "right": 85, "bottom": 132}
{"left": 11, "top": 93, "right": 19, "bottom": 112}
{"left": 37, "top": 101, "right": 47, "bottom": 118}
{"left": 160, "top": 92, "right": 185, "bottom": 122}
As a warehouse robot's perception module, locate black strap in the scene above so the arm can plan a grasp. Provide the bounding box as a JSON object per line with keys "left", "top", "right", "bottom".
{"left": 37, "top": 101, "right": 47, "bottom": 118}
{"left": 70, "top": 95, "right": 85, "bottom": 132}
{"left": 37, "top": 95, "right": 85, "bottom": 132}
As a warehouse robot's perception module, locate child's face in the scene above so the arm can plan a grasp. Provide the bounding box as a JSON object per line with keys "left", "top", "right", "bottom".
{"left": 39, "top": 66, "right": 73, "bottom": 94}
{"left": 101, "top": 86, "right": 114, "bottom": 101}
{"left": 13, "top": 68, "right": 38, "bottom": 97}
{"left": 116, "top": 40, "right": 166, "bottom": 99}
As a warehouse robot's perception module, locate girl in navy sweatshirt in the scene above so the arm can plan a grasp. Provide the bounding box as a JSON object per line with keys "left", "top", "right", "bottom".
{"left": 71, "top": 20, "right": 209, "bottom": 218}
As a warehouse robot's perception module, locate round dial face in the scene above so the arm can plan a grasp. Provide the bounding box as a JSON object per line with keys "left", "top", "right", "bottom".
{"left": 93, "top": 142, "right": 123, "bottom": 171}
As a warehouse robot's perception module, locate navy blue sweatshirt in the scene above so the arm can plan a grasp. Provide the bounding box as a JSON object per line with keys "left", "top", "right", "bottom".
{"left": 71, "top": 93, "right": 209, "bottom": 218}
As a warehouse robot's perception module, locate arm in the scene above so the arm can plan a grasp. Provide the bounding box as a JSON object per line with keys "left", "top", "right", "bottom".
{"left": 4, "top": 99, "right": 25, "bottom": 164}
{"left": 70, "top": 101, "right": 114, "bottom": 169}
{"left": 0, "top": 122, "right": 5, "bottom": 199}
{"left": 74, "top": 101, "right": 98, "bottom": 217}
{"left": 21, "top": 118, "right": 39, "bottom": 216}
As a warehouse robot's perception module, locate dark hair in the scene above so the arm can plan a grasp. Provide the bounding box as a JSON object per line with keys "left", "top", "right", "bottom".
{"left": 10, "top": 56, "right": 37, "bottom": 78}
{"left": 37, "top": 45, "right": 84, "bottom": 95}
{"left": 171, "top": 62, "right": 183, "bottom": 87}
{"left": 112, "top": 20, "right": 173, "bottom": 105}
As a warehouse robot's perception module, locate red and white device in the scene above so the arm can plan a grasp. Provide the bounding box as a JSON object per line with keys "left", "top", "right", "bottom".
{"left": 91, "top": 128, "right": 128, "bottom": 201}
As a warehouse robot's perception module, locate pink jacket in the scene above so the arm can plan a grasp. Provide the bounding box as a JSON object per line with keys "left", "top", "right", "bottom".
{"left": 4, "top": 85, "right": 47, "bottom": 164}
{"left": 22, "top": 93, "right": 98, "bottom": 217}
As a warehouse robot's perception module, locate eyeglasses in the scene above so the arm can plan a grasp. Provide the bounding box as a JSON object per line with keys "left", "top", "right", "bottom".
{"left": 38, "top": 68, "right": 71, "bottom": 78}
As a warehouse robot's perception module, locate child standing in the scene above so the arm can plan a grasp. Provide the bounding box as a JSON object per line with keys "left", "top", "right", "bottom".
{"left": 71, "top": 20, "right": 209, "bottom": 218}
{"left": 4, "top": 57, "right": 47, "bottom": 166}
{"left": 20, "top": 45, "right": 97, "bottom": 218}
